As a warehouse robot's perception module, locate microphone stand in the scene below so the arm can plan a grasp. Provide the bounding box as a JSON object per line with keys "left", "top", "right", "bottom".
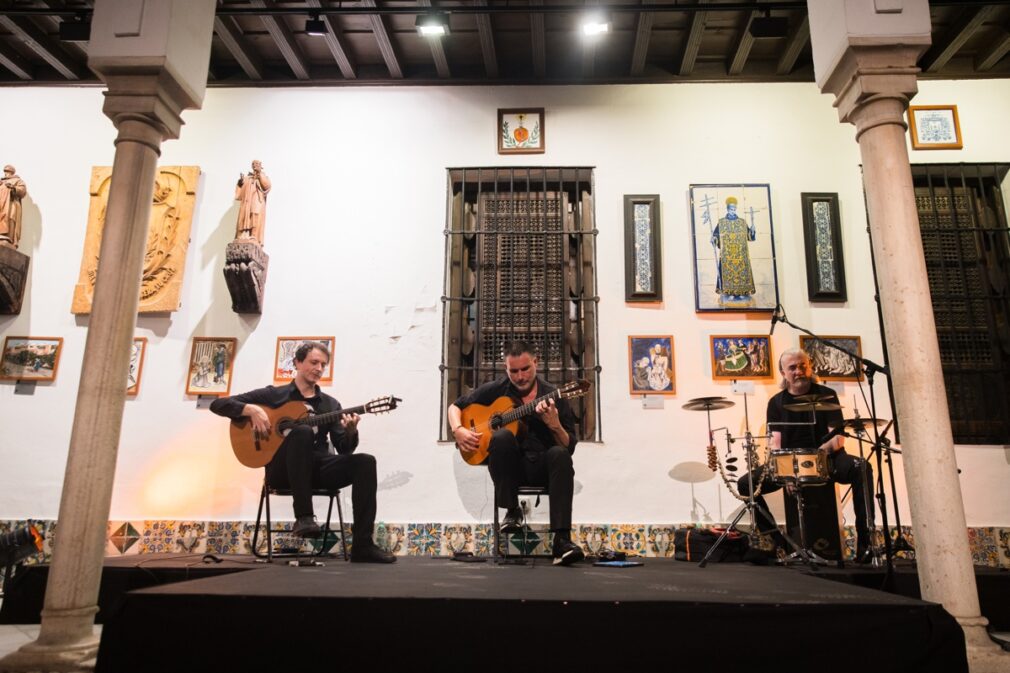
{"left": 774, "top": 307, "right": 897, "bottom": 583}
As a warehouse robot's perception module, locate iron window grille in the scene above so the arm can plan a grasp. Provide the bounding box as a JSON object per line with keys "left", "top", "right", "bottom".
{"left": 439, "top": 167, "right": 601, "bottom": 442}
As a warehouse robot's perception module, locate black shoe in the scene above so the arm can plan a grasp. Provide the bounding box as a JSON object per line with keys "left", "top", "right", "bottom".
{"left": 500, "top": 508, "right": 523, "bottom": 535}
{"left": 292, "top": 516, "right": 321, "bottom": 539}
{"left": 351, "top": 542, "right": 397, "bottom": 564}
{"left": 552, "top": 538, "right": 585, "bottom": 566}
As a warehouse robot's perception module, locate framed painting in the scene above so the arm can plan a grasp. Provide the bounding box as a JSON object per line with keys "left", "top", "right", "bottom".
{"left": 127, "top": 337, "right": 147, "bottom": 396}
{"left": 628, "top": 335, "right": 675, "bottom": 395}
{"left": 624, "top": 195, "right": 662, "bottom": 302}
{"left": 0, "top": 336, "right": 63, "bottom": 382}
{"left": 801, "top": 193, "right": 847, "bottom": 302}
{"left": 186, "top": 337, "right": 237, "bottom": 396}
{"left": 690, "top": 184, "right": 779, "bottom": 312}
{"left": 274, "top": 336, "right": 335, "bottom": 383}
{"left": 800, "top": 335, "right": 863, "bottom": 381}
{"left": 710, "top": 335, "right": 773, "bottom": 380}
{"left": 908, "top": 105, "right": 962, "bottom": 150}
{"left": 498, "top": 108, "right": 545, "bottom": 155}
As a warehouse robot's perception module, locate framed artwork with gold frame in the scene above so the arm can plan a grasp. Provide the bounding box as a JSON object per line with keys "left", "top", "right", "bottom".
{"left": 710, "top": 335, "right": 772, "bottom": 380}
{"left": 908, "top": 105, "right": 962, "bottom": 150}
{"left": 186, "top": 337, "right": 237, "bottom": 396}
{"left": 799, "top": 335, "right": 863, "bottom": 382}
{"left": 628, "top": 335, "right": 675, "bottom": 395}
{"left": 0, "top": 336, "right": 64, "bottom": 382}
{"left": 127, "top": 337, "right": 147, "bottom": 396}
{"left": 274, "top": 336, "right": 335, "bottom": 383}
{"left": 497, "top": 108, "right": 545, "bottom": 154}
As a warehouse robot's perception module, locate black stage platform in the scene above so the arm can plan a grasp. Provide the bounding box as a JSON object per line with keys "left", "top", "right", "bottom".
{"left": 44, "top": 556, "right": 967, "bottom": 673}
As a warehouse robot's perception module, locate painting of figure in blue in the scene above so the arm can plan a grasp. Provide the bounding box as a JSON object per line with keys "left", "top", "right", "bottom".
{"left": 691, "top": 184, "right": 779, "bottom": 312}
{"left": 628, "top": 335, "right": 675, "bottom": 395}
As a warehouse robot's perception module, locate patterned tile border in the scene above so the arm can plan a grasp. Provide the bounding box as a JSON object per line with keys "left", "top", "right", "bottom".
{"left": 2, "top": 520, "right": 1009, "bottom": 575}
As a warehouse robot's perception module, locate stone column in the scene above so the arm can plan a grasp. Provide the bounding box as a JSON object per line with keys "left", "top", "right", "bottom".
{"left": 0, "top": 2, "right": 215, "bottom": 671}
{"left": 810, "top": 2, "right": 1007, "bottom": 668}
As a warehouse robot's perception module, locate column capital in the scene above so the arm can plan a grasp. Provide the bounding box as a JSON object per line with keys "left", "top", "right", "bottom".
{"left": 820, "top": 44, "right": 927, "bottom": 139}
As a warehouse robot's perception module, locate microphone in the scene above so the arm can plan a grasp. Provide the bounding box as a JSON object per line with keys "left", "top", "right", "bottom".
{"left": 769, "top": 305, "right": 782, "bottom": 336}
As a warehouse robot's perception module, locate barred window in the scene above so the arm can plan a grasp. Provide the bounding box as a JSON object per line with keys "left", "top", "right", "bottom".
{"left": 439, "top": 167, "right": 600, "bottom": 441}
{"left": 906, "top": 163, "right": 1010, "bottom": 444}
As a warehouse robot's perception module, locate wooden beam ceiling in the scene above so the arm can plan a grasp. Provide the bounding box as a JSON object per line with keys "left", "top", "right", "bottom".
{"left": 214, "top": 15, "right": 265, "bottom": 81}
{"left": 249, "top": 0, "right": 310, "bottom": 80}
{"left": 474, "top": 0, "right": 499, "bottom": 78}
{"left": 678, "top": 0, "right": 708, "bottom": 76}
{"left": 418, "top": 0, "right": 451, "bottom": 78}
{"left": 776, "top": 13, "right": 808, "bottom": 75}
{"left": 0, "top": 13, "right": 80, "bottom": 79}
{"left": 306, "top": 0, "right": 357, "bottom": 79}
{"left": 362, "top": 0, "right": 404, "bottom": 79}
{"left": 530, "top": 0, "right": 546, "bottom": 78}
{"left": 923, "top": 6, "right": 999, "bottom": 72}
{"left": 975, "top": 26, "right": 1010, "bottom": 71}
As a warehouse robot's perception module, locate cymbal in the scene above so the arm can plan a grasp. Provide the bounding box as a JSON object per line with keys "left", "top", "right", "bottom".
{"left": 792, "top": 393, "right": 835, "bottom": 404}
{"left": 682, "top": 397, "right": 735, "bottom": 411}
{"left": 783, "top": 401, "right": 842, "bottom": 412}
{"left": 840, "top": 417, "right": 889, "bottom": 429}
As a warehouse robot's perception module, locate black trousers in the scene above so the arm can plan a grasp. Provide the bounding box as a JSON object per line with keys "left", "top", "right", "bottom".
{"left": 266, "top": 425, "right": 378, "bottom": 541}
{"left": 486, "top": 429, "right": 574, "bottom": 532}
{"left": 737, "top": 448, "right": 875, "bottom": 547}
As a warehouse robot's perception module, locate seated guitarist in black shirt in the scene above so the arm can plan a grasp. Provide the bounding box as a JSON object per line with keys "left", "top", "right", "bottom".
{"left": 447, "top": 340, "right": 585, "bottom": 566}
{"left": 210, "top": 341, "right": 394, "bottom": 563}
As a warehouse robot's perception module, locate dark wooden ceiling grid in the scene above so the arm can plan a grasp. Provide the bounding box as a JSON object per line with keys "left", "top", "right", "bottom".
{"left": 0, "top": 0, "right": 1008, "bottom": 85}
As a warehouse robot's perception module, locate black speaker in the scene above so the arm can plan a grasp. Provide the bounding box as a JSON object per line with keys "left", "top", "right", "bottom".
{"left": 784, "top": 484, "right": 843, "bottom": 561}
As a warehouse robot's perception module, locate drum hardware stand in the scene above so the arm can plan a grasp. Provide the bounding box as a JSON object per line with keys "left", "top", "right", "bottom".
{"left": 692, "top": 391, "right": 816, "bottom": 570}
{"left": 774, "top": 305, "right": 897, "bottom": 580}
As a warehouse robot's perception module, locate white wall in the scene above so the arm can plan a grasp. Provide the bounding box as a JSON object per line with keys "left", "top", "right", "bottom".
{"left": 1, "top": 79, "right": 1008, "bottom": 527}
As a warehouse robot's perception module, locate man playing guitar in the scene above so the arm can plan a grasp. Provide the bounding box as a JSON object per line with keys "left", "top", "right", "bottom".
{"left": 210, "top": 341, "right": 394, "bottom": 563}
{"left": 447, "top": 340, "right": 584, "bottom": 566}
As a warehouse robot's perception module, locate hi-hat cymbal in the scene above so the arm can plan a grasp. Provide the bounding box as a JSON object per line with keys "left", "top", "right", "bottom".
{"left": 840, "top": 417, "right": 889, "bottom": 429}
{"left": 682, "top": 397, "right": 735, "bottom": 411}
{"left": 783, "top": 401, "right": 842, "bottom": 412}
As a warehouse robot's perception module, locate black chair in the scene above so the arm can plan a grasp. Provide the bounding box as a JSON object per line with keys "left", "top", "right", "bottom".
{"left": 492, "top": 484, "right": 549, "bottom": 563}
{"left": 251, "top": 472, "right": 348, "bottom": 562}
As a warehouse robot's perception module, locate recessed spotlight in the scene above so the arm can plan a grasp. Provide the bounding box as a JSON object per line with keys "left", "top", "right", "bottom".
{"left": 305, "top": 13, "right": 327, "bottom": 36}
{"left": 581, "top": 13, "right": 611, "bottom": 37}
{"left": 416, "top": 12, "right": 450, "bottom": 37}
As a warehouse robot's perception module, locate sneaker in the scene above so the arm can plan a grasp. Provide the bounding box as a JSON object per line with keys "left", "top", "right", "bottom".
{"left": 500, "top": 508, "right": 523, "bottom": 535}
{"left": 351, "top": 542, "right": 397, "bottom": 564}
{"left": 552, "top": 537, "right": 585, "bottom": 566}
{"left": 292, "top": 516, "right": 321, "bottom": 538}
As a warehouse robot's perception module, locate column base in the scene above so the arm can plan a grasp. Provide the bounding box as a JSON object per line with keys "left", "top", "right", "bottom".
{"left": 959, "top": 617, "right": 1010, "bottom": 673}
{"left": 0, "top": 636, "right": 100, "bottom": 673}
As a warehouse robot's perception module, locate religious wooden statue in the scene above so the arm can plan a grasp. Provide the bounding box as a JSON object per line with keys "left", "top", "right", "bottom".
{"left": 0, "top": 164, "right": 30, "bottom": 313}
{"left": 224, "top": 160, "right": 271, "bottom": 313}
{"left": 234, "top": 159, "right": 270, "bottom": 245}
{"left": 72, "top": 166, "right": 199, "bottom": 314}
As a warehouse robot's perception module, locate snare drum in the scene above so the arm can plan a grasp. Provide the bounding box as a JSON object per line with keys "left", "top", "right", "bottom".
{"left": 768, "top": 448, "right": 829, "bottom": 484}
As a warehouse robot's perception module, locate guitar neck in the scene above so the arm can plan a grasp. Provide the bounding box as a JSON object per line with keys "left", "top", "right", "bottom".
{"left": 299, "top": 404, "right": 368, "bottom": 428}
{"left": 499, "top": 388, "right": 564, "bottom": 425}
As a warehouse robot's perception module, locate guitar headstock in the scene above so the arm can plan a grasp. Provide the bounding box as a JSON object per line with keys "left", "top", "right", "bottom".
{"left": 558, "top": 379, "right": 592, "bottom": 399}
{"left": 364, "top": 395, "right": 401, "bottom": 415}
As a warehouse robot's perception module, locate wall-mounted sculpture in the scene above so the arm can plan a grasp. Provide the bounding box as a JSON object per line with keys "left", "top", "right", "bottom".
{"left": 0, "top": 164, "right": 29, "bottom": 314}
{"left": 72, "top": 166, "right": 199, "bottom": 314}
{"left": 224, "top": 160, "right": 271, "bottom": 313}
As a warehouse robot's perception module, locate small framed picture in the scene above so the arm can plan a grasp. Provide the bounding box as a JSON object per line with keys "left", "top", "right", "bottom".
{"left": 710, "top": 335, "right": 773, "bottom": 380}
{"left": 498, "top": 108, "right": 545, "bottom": 154}
{"left": 908, "top": 105, "right": 962, "bottom": 150}
{"left": 624, "top": 195, "right": 662, "bottom": 302}
{"left": 186, "top": 337, "right": 237, "bottom": 396}
{"left": 0, "top": 336, "right": 64, "bottom": 382}
{"left": 274, "top": 337, "right": 334, "bottom": 383}
{"left": 801, "top": 192, "right": 847, "bottom": 302}
{"left": 127, "top": 337, "right": 147, "bottom": 396}
{"left": 628, "top": 335, "right": 675, "bottom": 395}
{"left": 800, "top": 335, "right": 863, "bottom": 382}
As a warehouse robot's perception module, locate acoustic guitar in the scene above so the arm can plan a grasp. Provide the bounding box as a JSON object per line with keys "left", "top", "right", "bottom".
{"left": 456, "top": 380, "right": 591, "bottom": 465}
{"left": 230, "top": 396, "right": 400, "bottom": 468}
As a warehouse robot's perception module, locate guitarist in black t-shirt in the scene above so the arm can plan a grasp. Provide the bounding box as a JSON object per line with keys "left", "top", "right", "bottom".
{"left": 738, "top": 348, "right": 874, "bottom": 562}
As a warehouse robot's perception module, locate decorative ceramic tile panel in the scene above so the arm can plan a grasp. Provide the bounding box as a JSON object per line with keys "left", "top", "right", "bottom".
{"left": 206, "top": 521, "right": 243, "bottom": 555}
{"left": 609, "top": 524, "right": 647, "bottom": 556}
{"left": 138, "top": 520, "right": 176, "bottom": 554}
{"left": 441, "top": 524, "right": 474, "bottom": 555}
{"left": 375, "top": 523, "right": 404, "bottom": 556}
{"left": 647, "top": 525, "right": 677, "bottom": 558}
{"left": 406, "top": 523, "right": 441, "bottom": 556}
{"left": 106, "top": 521, "right": 143, "bottom": 556}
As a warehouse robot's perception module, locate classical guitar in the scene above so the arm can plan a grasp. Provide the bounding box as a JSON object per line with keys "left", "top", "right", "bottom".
{"left": 230, "top": 396, "right": 400, "bottom": 468}
{"left": 456, "top": 380, "right": 591, "bottom": 465}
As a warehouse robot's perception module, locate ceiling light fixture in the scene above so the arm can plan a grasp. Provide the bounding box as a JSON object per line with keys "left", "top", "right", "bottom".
{"left": 580, "top": 13, "right": 611, "bottom": 37}
{"left": 305, "top": 12, "right": 328, "bottom": 36}
{"left": 58, "top": 14, "right": 91, "bottom": 42}
{"left": 748, "top": 10, "right": 788, "bottom": 38}
{"left": 415, "top": 12, "right": 450, "bottom": 37}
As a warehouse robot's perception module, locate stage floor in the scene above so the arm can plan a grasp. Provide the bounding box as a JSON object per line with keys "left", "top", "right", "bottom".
{"left": 73, "top": 555, "right": 968, "bottom": 673}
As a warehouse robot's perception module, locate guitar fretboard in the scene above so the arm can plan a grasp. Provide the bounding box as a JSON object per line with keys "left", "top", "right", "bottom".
{"left": 499, "top": 388, "right": 566, "bottom": 425}
{"left": 299, "top": 404, "right": 368, "bottom": 428}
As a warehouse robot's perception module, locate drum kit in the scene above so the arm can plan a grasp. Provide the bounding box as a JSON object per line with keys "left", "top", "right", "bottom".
{"left": 683, "top": 392, "right": 894, "bottom": 569}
